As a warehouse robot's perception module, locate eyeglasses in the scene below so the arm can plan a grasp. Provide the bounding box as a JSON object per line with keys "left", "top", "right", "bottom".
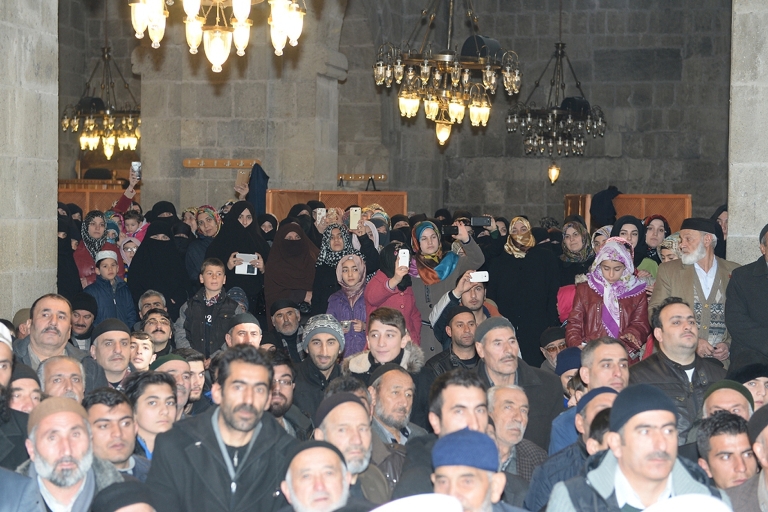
{"left": 124, "top": 247, "right": 137, "bottom": 253}
{"left": 145, "top": 318, "right": 170, "bottom": 327}
{"left": 273, "top": 378, "right": 293, "bottom": 388}
{"left": 544, "top": 341, "right": 567, "bottom": 354}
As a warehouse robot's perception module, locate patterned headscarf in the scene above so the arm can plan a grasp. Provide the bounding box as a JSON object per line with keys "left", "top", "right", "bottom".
{"left": 316, "top": 224, "right": 361, "bottom": 268}
{"left": 336, "top": 254, "right": 367, "bottom": 306}
{"left": 81, "top": 210, "right": 107, "bottom": 259}
{"left": 659, "top": 232, "right": 682, "bottom": 259}
{"left": 104, "top": 211, "right": 125, "bottom": 232}
{"left": 412, "top": 221, "right": 459, "bottom": 285}
{"left": 196, "top": 205, "right": 221, "bottom": 236}
{"left": 560, "top": 221, "right": 595, "bottom": 263}
{"left": 587, "top": 238, "right": 646, "bottom": 339}
{"left": 591, "top": 225, "right": 612, "bottom": 249}
{"left": 504, "top": 217, "right": 536, "bottom": 258}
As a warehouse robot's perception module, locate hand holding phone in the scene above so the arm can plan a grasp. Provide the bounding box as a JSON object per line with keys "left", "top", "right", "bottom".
{"left": 469, "top": 271, "right": 489, "bottom": 283}
{"left": 398, "top": 249, "right": 410, "bottom": 269}
{"left": 131, "top": 161, "right": 142, "bottom": 181}
{"left": 349, "top": 207, "right": 362, "bottom": 229}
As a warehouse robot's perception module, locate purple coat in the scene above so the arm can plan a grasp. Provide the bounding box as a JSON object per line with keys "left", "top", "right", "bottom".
{"left": 326, "top": 288, "right": 368, "bottom": 357}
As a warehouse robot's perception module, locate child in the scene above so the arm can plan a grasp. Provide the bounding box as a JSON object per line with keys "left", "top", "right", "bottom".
{"left": 130, "top": 331, "right": 156, "bottom": 372}
{"left": 326, "top": 254, "right": 368, "bottom": 357}
{"left": 566, "top": 372, "right": 586, "bottom": 408}
{"left": 124, "top": 209, "right": 149, "bottom": 242}
{"left": 84, "top": 250, "right": 139, "bottom": 326}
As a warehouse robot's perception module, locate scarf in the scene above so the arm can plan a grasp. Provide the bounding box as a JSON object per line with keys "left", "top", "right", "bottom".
{"left": 352, "top": 220, "right": 379, "bottom": 251}
{"left": 119, "top": 237, "right": 141, "bottom": 266}
{"left": 610, "top": 216, "right": 649, "bottom": 269}
{"left": 264, "top": 223, "right": 320, "bottom": 310}
{"left": 591, "top": 225, "right": 612, "bottom": 247}
{"left": 412, "top": 221, "right": 459, "bottom": 285}
{"left": 257, "top": 213, "right": 278, "bottom": 242}
{"left": 659, "top": 232, "right": 682, "bottom": 259}
{"left": 504, "top": 217, "right": 535, "bottom": 258}
{"left": 316, "top": 224, "right": 361, "bottom": 268}
{"left": 560, "top": 221, "right": 595, "bottom": 263}
{"left": 643, "top": 214, "right": 671, "bottom": 262}
{"left": 81, "top": 210, "right": 107, "bottom": 259}
{"left": 586, "top": 238, "right": 646, "bottom": 338}
{"left": 196, "top": 205, "right": 221, "bottom": 236}
{"left": 370, "top": 217, "right": 390, "bottom": 247}
{"left": 336, "top": 254, "right": 367, "bottom": 306}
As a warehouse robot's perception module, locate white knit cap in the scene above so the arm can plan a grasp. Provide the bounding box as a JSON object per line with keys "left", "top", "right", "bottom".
{"left": 95, "top": 250, "right": 119, "bottom": 264}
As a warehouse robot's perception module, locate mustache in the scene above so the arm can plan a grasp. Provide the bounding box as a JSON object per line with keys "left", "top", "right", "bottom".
{"left": 647, "top": 451, "right": 673, "bottom": 461}
{"left": 43, "top": 326, "right": 61, "bottom": 335}
{"left": 153, "top": 328, "right": 166, "bottom": 333}
{"left": 234, "top": 404, "right": 258, "bottom": 415}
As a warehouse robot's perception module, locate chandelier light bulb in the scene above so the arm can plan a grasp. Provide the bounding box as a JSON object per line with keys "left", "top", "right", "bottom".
{"left": 232, "top": 0, "right": 252, "bottom": 23}
{"left": 203, "top": 28, "right": 233, "bottom": 72}
{"left": 185, "top": 16, "right": 204, "bottom": 54}
{"left": 394, "top": 59, "right": 404, "bottom": 84}
{"left": 285, "top": 1, "right": 305, "bottom": 47}
{"left": 147, "top": 9, "right": 168, "bottom": 49}
{"left": 449, "top": 100, "right": 465, "bottom": 124}
{"left": 435, "top": 121, "right": 452, "bottom": 146}
{"left": 269, "top": 16, "right": 287, "bottom": 56}
{"left": 182, "top": 0, "right": 201, "bottom": 18}
{"left": 233, "top": 19, "right": 253, "bottom": 56}
{"left": 130, "top": 3, "right": 149, "bottom": 38}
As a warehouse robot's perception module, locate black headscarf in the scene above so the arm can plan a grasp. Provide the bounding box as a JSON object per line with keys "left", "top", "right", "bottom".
{"left": 67, "top": 203, "right": 83, "bottom": 219}
{"left": 610, "top": 215, "right": 649, "bottom": 268}
{"left": 81, "top": 210, "right": 107, "bottom": 259}
{"left": 257, "top": 213, "right": 278, "bottom": 243}
{"left": 287, "top": 203, "right": 311, "bottom": 219}
{"left": 295, "top": 214, "right": 322, "bottom": 248}
{"left": 146, "top": 201, "right": 179, "bottom": 223}
{"left": 710, "top": 204, "right": 727, "bottom": 258}
{"left": 57, "top": 217, "right": 83, "bottom": 301}
{"left": 379, "top": 242, "right": 412, "bottom": 291}
{"left": 172, "top": 222, "right": 194, "bottom": 255}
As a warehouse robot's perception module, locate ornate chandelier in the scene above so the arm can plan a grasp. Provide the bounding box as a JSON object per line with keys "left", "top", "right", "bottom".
{"left": 506, "top": 1, "right": 606, "bottom": 157}
{"left": 129, "top": 0, "right": 306, "bottom": 73}
{"left": 373, "top": 0, "right": 522, "bottom": 146}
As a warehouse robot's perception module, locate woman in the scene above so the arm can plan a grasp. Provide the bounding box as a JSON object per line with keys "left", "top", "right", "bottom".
{"left": 559, "top": 221, "right": 595, "bottom": 286}
{"left": 711, "top": 204, "right": 728, "bottom": 258}
{"left": 610, "top": 215, "right": 658, "bottom": 278}
{"left": 355, "top": 220, "right": 380, "bottom": 251}
{"left": 326, "top": 255, "right": 368, "bottom": 356}
{"left": 73, "top": 210, "right": 126, "bottom": 288}
{"left": 311, "top": 223, "right": 379, "bottom": 316}
{"left": 644, "top": 215, "right": 671, "bottom": 264}
{"left": 264, "top": 222, "right": 319, "bottom": 320}
{"left": 127, "top": 222, "right": 191, "bottom": 321}
{"left": 172, "top": 222, "right": 193, "bottom": 256}
{"left": 185, "top": 205, "right": 221, "bottom": 283}
{"left": 566, "top": 238, "right": 650, "bottom": 364}
{"left": 258, "top": 213, "right": 278, "bottom": 244}
{"left": 57, "top": 217, "right": 82, "bottom": 301}
{"left": 206, "top": 201, "right": 271, "bottom": 316}
{"left": 591, "top": 225, "right": 612, "bottom": 254}
{"left": 119, "top": 237, "right": 141, "bottom": 280}
{"left": 181, "top": 208, "right": 198, "bottom": 235}
{"left": 487, "top": 217, "right": 559, "bottom": 367}
{"left": 659, "top": 233, "right": 682, "bottom": 263}
{"left": 370, "top": 216, "right": 390, "bottom": 248}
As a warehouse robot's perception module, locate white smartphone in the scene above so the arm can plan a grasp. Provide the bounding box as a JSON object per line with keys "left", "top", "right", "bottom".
{"left": 131, "top": 161, "right": 142, "bottom": 180}
{"left": 315, "top": 208, "right": 327, "bottom": 225}
{"left": 235, "top": 253, "right": 258, "bottom": 275}
{"left": 469, "top": 271, "right": 489, "bottom": 283}
{"left": 398, "top": 249, "right": 410, "bottom": 268}
{"left": 349, "top": 207, "right": 362, "bottom": 228}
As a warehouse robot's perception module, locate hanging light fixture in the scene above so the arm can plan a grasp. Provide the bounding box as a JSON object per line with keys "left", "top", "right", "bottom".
{"left": 507, "top": 0, "right": 606, "bottom": 157}
{"left": 373, "top": 0, "right": 522, "bottom": 146}
{"left": 548, "top": 161, "right": 561, "bottom": 185}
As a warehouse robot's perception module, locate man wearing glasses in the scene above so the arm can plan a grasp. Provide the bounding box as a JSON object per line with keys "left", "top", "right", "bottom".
{"left": 267, "top": 349, "right": 313, "bottom": 440}
{"left": 539, "top": 327, "right": 567, "bottom": 374}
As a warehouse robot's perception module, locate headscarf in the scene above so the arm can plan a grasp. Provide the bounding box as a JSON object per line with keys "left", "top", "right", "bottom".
{"left": 504, "top": 217, "right": 536, "bottom": 258}
{"left": 362, "top": 203, "right": 386, "bottom": 219}
{"left": 81, "top": 210, "right": 107, "bottom": 259}
{"left": 591, "top": 225, "right": 612, "bottom": 248}
{"left": 316, "top": 224, "right": 361, "bottom": 268}
{"left": 264, "top": 222, "right": 320, "bottom": 310}
{"left": 643, "top": 214, "right": 671, "bottom": 261}
{"left": 411, "top": 221, "right": 459, "bottom": 285}
{"left": 560, "top": 221, "right": 594, "bottom": 263}
{"left": 288, "top": 203, "right": 311, "bottom": 219}
{"left": 182, "top": 207, "right": 198, "bottom": 223}
{"left": 610, "top": 216, "right": 649, "bottom": 268}
{"left": 587, "top": 238, "right": 646, "bottom": 339}
{"left": 104, "top": 211, "right": 125, "bottom": 232}
{"left": 57, "top": 202, "right": 70, "bottom": 218}
{"left": 371, "top": 211, "right": 390, "bottom": 227}
{"left": 119, "top": 237, "right": 141, "bottom": 265}
{"left": 67, "top": 203, "right": 83, "bottom": 219}
{"left": 196, "top": 205, "right": 221, "bottom": 237}
{"left": 57, "top": 217, "right": 82, "bottom": 301}
{"left": 219, "top": 199, "right": 237, "bottom": 219}
{"left": 352, "top": 220, "right": 379, "bottom": 251}
{"left": 336, "top": 254, "right": 366, "bottom": 306}
{"left": 390, "top": 214, "right": 409, "bottom": 228}
{"left": 370, "top": 217, "right": 390, "bottom": 247}
{"left": 496, "top": 217, "right": 510, "bottom": 234}
{"left": 434, "top": 208, "right": 452, "bottom": 224}
{"left": 147, "top": 201, "right": 178, "bottom": 223}
{"left": 659, "top": 232, "right": 682, "bottom": 259}
{"left": 257, "top": 213, "right": 278, "bottom": 242}
{"left": 172, "top": 221, "right": 193, "bottom": 254}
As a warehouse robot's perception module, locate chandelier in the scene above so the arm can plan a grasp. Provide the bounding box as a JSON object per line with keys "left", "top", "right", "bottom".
{"left": 60, "top": 12, "right": 141, "bottom": 162}
{"left": 506, "top": 0, "right": 606, "bottom": 157}
{"left": 373, "top": 0, "right": 522, "bottom": 146}
{"left": 129, "top": 0, "right": 306, "bottom": 73}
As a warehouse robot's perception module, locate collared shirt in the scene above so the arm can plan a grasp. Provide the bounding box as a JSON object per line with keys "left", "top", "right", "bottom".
{"left": 499, "top": 444, "right": 518, "bottom": 474}
{"left": 372, "top": 416, "right": 410, "bottom": 446}
{"left": 614, "top": 466, "right": 673, "bottom": 509}
{"left": 694, "top": 257, "right": 718, "bottom": 298}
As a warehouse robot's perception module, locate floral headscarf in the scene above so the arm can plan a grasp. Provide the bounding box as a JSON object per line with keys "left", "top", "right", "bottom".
{"left": 504, "top": 217, "right": 536, "bottom": 258}
{"left": 560, "top": 221, "right": 594, "bottom": 263}
{"left": 196, "top": 205, "right": 221, "bottom": 237}
{"left": 336, "top": 254, "right": 367, "bottom": 306}
{"left": 591, "top": 225, "right": 612, "bottom": 248}
{"left": 412, "top": 221, "right": 459, "bottom": 285}
{"left": 659, "top": 232, "right": 682, "bottom": 259}
{"left": 316, "top": 224, "right": 361, "bottom": 268}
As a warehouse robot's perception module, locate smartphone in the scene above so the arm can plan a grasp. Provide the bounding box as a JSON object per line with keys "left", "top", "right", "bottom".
{"left": 349, "top": 207, "right": 362, "bottom": 228}
{"left": 442, "top": 226, "right": 459, "bottom": 236}
{"left": 470, "top": 271, "right": 489, "bottom": 283}
{"left": 471, "top": 216, "right": 492, "bottom": 227}
{"left": 315, "top": 208, "right": 327, "bottom": 225}
{"left": 398, "top": 249, "right": 410, "bottom": 268}
{"left": 131, "top": 161, "right": 142, "bottom": 180}
{"left": 235, "top": 168, "right": 251, "bottom": 190}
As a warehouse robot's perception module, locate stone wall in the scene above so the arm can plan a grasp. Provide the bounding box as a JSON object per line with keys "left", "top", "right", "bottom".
{"left": 0, "top": 0, "right": 59, "bottom": 318}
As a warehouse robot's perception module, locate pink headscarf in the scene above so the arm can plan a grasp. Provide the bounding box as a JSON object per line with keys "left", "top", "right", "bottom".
{"left": 336, "top": 254, "right": 367, "bottom": 306}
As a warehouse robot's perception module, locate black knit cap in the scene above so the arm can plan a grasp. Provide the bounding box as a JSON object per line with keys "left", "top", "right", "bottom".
{"left": 90, "top": 481, "right": 155, "bottom": 512}
{"left": 540, "top": 326, "right": 566, "bottom": 348}
{"left": 70, "top": 292, "right": 98, "bottom": 316}
{"left": 270, "top": 299, "right": 299, "bottom": 317}
{"left": 228, "top": 312, "right": 261, "bottom": 332}
{"left": 446, "top": 306, "right": 474, "bottom": 324}
{"left": 749, "top": 405, "right": 768, "bottom": 444}
{"left": 91, "top": 319, "right": 131, "bottom": 343}
{"left": 680, "top": 217, "right": 718, "bottom": 235}
{"left": 728, "top": 363, "right": 768, "bottom": 384}
{"left": 313, "top": 392, "right": 367, "bottom": 427}
{"left": 610, "top": 384, "right": 678, "bottom": 432}
{"left": 368, "top": 363, "right": 406, "bottom": 387}
{"left": 282, "top": 440, "right": 347, "bottom": 480}
{"left": 11, "top": 361, "right": 39, "bottom": 385}
{"left": 760, "top": 223, "right": 768, "bottom": 245}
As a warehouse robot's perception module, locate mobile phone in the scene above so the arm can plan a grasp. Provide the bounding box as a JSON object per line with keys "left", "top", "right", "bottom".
{"left": 442, "top": 226, "right": 459, "bottom": 236}
{"left": 235, "top": 168, "right": 251, "bottom": 190}
{"left": 471, "top": 216, "right": 492, "bottom": 227}
{"left": 349, "top": 207, "right": 362, "bottom": 228}
{"left": 398, "top": 249, "right": 410, "bottom": 268}
{"left": 315, "top": 208, "right": 327, "bottom": 224}
{"left": 131, "top": 161, "right": 142, "bottom": 180}
{"left": 470, "top": 271, "right": 489, "bottom": 283}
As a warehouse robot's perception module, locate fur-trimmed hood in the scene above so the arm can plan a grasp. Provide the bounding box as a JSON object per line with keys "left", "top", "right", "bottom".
{"left": 342, "top": 341, "right": 426, "bottom": 379}
{"left": 17, "top": 456, "right": 124, "bottom": 494}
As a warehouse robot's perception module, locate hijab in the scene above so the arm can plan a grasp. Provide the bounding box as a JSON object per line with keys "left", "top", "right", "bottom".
{"left": 390, "top": 214, "right": 409, "bottom": 228}
{"left": 147, "top": 201, "right": 178, "bottom": 223}
{"left": 288, "top": 203, "right": 311, "bottom": 219}
{"left": 586, "top": 238, "right": 646, "bottom": 339}
{"left": 196, "top": 205, "right": 221, "bottom": 237}
{"left": 411, "top": 221, "right": 459, "bottom": 285}
{"left": 380, "top": 241, "right": 412, "bottom": 291}
{"left": 643, "top": 214, "right": 671, "bottom": 262}
{"left": 336, "top": 254, "right": 367, "bottom": 306}
{"left": 353, "top": 220, "right": 379, "bottom": 251}
{"left": 57, "top": 217, "right": 82, "bottom": 301}
{"left": 81, "top": 210, "right": 107, "bottom": 259}
{"left": 370, "top": 217, "right": 390, "bottom": 247}
{"left": 257, "top": 213, "right": 278, "bottom": 243}
{"left": 119, "top": 237, "right": 141, "bottom": 266}
{"left": 504, "top": 217, "right": 536, "bottom": 258}
{"left": 591, "top": 225, "right": 612, "bottom": 248}
{"left": 67, "top": 203, "right": 83, "bottom": 219}
{"left": 560, "top": 221, "right": 595, "bottom": 263}
{"left": 316, "top": 224, "right": 361, "bottom": 268}
{"left": 172, "top": 222, "right": 193, "bottom": 254}
{"left": 610, "top": 216, "right": 649, "bottom": 268}
{"left": 659, "top": 232, "right": 682, "bottom": 259}
{"left": 264, "top": 223, "right": 319, "bottom": 308}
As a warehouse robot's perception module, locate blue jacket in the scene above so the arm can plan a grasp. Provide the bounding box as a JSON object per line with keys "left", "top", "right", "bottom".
{"left": 84, "top": 275, "right": 139, "bottom": 326}
{"left": 524, "top": 440, "right": 589, "bottom": 512}
{"left": 548, "top": 407, "right": 578, "bottom": 455}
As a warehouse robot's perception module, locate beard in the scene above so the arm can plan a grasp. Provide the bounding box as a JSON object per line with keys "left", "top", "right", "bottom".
{"left": 221, "top": 401, "right": 263, "bottom": 432}
{"left": 288, "top": 477, "right": 350, "bottom": 512}
{"left": 269, "top": 393, "right": 292, "bottom": 419}
{"left": 681, "top": 239, "right": 706, "bottom": 265}
{"left": 34, "top": 444, "right": 93, "bottom": 488}
{"left": 345, "top": 443, "right": 372, "bottom": 475}
{"left": 375, "top": 400, "right": 410, "bottom": 430}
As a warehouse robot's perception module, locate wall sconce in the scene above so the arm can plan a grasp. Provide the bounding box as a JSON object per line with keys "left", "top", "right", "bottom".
{"left": 548, "top": 161, "right": 560, "bottom": 185}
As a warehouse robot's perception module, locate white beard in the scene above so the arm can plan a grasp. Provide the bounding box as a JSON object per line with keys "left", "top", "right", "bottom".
{"left": 681, "top": 240, "right": 706, "bottom": 265}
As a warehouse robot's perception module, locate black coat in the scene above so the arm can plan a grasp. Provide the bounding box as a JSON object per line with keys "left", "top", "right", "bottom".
{"left": 293, "top": 358, "right": 341, "bottom": 420}
{"left": 147, "top": 407, "right": 298, "bottom": 512}
{"left": 558, "top": 256, "right": 594, "bottom": 287}
{"left": 391, "top": 433, "right": 436, "bottom": 499}
{"left": 487, "top": 246, "right": 560, "bottom": 367}
{"left": 726, "top": 256, "right": 768, "bottom": 368}
{"left": 0, "top": 409, "right": 29, "bottom": 471}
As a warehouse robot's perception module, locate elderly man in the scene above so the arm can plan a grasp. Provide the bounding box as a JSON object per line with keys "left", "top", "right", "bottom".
{"left": 727, "top": 223, "right": 768, "bottom": 368}
{"left": 727, "top": 406, "right": 768, "bottom": 508}
{"left": 650, "top": 217, "right": 740, "bottom": 365}
{"left": 38, "top": 356, "right": 86, "bottom": 402}
{"left": 224, "top": 313, "right": 263, "bottom": 349}
{"left": 538, "top": 327, "right": 566, "bottom": 374}
{"left": 697, "top": 412, "right": 757, "bottom": 490}
{"left": 548, "top": 384, "right": 730, "bottom": 510}
{"left": 19, "top": 397, "right": 125, "bottom": 511}
{"left": 293, "top": 315, "right": 344, "bottom": 419}
{"left": 631, "top": 297, "right": 726, "bottom": 443}
{"left": 137, "top": 291, "right": 167, "bottom": 320}
{"left": 12, "top": 308, "right": 31, "bottom": 340}
{"left": 89, "top": 319, "right": 132, "bottom": 390}
{"left": 268, "top": 350, "right": 312, "bottom": 440}
{"left": 9, "top": 362, "right": 42, "bottom": 414}
{"left": 474, "top": 317, "right": 562, "bottom": 449}
{"left": 149, "top": 355, "right": 191, "bottom": 420}
{"left": 703, "top": 380, "right": 754, "bottom": 421}
{"left": 368, "top": 364, "right": 427, "bottom": 446}
{"left": 69, "top": 293, "right": 98, "bottom": 351}
{"left": 263, "top": 300, "right": 305, "bottom": 362}
{"left": 14, "top": 294, "right": 108, "bottom": 392}
{"left": 432, "top": 428, "right": 526, "bottom": 512}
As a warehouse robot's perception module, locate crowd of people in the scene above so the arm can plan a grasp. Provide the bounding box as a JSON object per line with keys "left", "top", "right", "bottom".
{"left": 4, "top": 182, "right": 768, "bottom": 511}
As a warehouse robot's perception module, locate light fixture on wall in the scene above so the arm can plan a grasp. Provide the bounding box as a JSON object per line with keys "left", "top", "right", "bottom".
{"left": 373, "top": 0, "right": 522, "bottom": 146}
{"left": 506, "top": 0, "right": 606, "bottom": 157}
{"left": 61, "top": 5, "right": 141, "bottom": 161}
{"left": 130, "top": 0, "right": 306, "bottom": 72}
{"left": 548, "top": 161, "right": 560, "bottom": 185}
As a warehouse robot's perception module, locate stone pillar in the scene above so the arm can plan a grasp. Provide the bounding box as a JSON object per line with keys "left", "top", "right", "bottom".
{"left": 0, "top": 0, "right": 59, "bottom": 318}
{"left": 728, "top": 0, "right": 768, "bottom": 265}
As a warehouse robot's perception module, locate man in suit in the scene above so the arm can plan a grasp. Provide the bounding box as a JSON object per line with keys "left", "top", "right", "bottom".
{"left": 650, "top": 217, "right": 740, "bottom": 366}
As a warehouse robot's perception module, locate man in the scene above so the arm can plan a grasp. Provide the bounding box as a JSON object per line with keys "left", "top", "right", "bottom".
{"left": 137, "top": 290, "right": 167, "bottom": 320}
{"left": 263, "top": 300, "right": 305, "bottom": 362}
{"left": 149, "top": 355, "right": 191, "bottom": 420}
{"left": 14, "top": 293, "right": 108, "bottom": 392}
{"left": 147, "top": 345, "right": 297, "bottom": 512}
{"left": 703, "top": 380, "right": 753, "bottom": 420}
{"left": 631, "top": 297, "right": 726, "bottom": 443}
{"left": 0, "top": 332, "right": 11, "bottom": 388}
{"left": 314, "top": 393, "right": 390, "bottom": 504}
{"left": 293, "top": 315, "right": 344, "bottom": 419}
{"left": 549, "top": 337, "right": 629, "bottom": 455}
{"left": 727, "top": 406, "right": 768, "bottom": 509}
{"left": 12, "top": 308, "right": 31, "bottom": 340}
{"left": 474, "top": 317, "right": 562, "bottom": 449}
{"left": 0, "top": 335, "right": 30, "bottom": 470}
{"left": 429, "top": 272, "right": 498, "bottom": 350}
{"left": 524, "top": 387, "right": 618, "bottom": 512}
{"left": 83, "top": 387, "right": 151, "bottom": 482}
{"left": 224, "top": 313, "right": 263, "bottom": 349}
{"left": 123, "top": 370, "right": 177, "bottom": 460}
{"left": 0, "top": 466, "right": 45, "bottom": 512}
{"left": 538, "top": 327, "right": 566, "bottom": 374}
{"left": 141, "top": 309, "right": 179, "bottom": 357}
{"left": 89, "top": 319, "right": 132, "bottom": 390}
{"left": 268, "top": 350, "right": 312, "bottom": 440}
{"left": 650, "top": 218, "right": 740, "bottom": 365}
{"left": 729, "top": 363, "right": 768, "bottom": 410}
{"left": 432, "top": 428, "right": 526, "bottom": 512}
{"left": 129, "top": 331, "right": 156, "bottom": 373}
{"left": 548, "top": 384, "right": 730, "bottom": 510}
{"left": 697, "top": 412, "right": 757, "bottom": 490}
{"left": 69, "top": 293, "right": 98, "bottom": 351}
{"left": 488, "top": 385, "right": 546, "bottom": 482}
{"left": 726, "top": 223, "right": 768, "bottom": 368}
{"left": 37, "top": 356, "right": 85, "bottom": 402}
{"left": 368, "top": 364, "right": 427, "bottom": 446}
{"left": 9, "top": 361, "right": 42, "bottom": 414}
{"left": 175, "top": 347, "right": 212, "bottom": 416}
{"left": 422, "top": 307, "right": 481, "bottom": 388}
{"left": 20, "top": 397, "right": 125, "bottom": 511}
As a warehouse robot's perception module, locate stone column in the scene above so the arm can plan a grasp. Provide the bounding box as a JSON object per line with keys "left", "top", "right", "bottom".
{"left": 728, "top": 0, "right": 768, "bottom": 265}
{"left": 0, "top": 0, "right": 59, "bottom": 318}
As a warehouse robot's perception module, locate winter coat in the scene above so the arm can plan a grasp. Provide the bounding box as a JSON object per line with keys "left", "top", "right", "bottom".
{"left": 326, "top": 289, "right": 368, "bottom": 357}
{"left": 356, "top": 464, "right": 391, "bottom": 505}
{"left": 565, "top": 282, "right": 650, "bottom": 354}
{"left": 73, "top": 242, "right": 125, "bottom": 287}
{"left": 0, "top": 410, "right": 29, "bottom": 471}
{"left": 280, "top": 405, "right": 314, "bottom": 441}
{"left": 725, "top": 473, "right": 761, "bottom": 512}
{"left": 84, "top": 275, "right": 139, "bottom": 326}
{"left": 0, "top": 466, "right": 44, "bottom": 512}
{"left": 186, "top": 235, "right": 214, "bottom": 282}
{"left": 293, "top": 358, "right": 342, "bottom": 420}
{"left": 524, "top": 440, "right": 589, "bottom": 512}
{"left": 558, "top": 257, "right": 594, "bottom": 287}
{"left": 726, "top": 256, "right": 768, "bottom": 368}
{"left": 176, "top": 287, "right": 241, "bottom": 358}
{"left": 364, "top": 271, "right": 422, "bottom": 347}
{"left": 147, "top": 407, "right": 297, "bottom": 512}
{"left": 370, "top": 435, "right": 406, "bottom": 493}
{"left": 391, "top": 433, "right": 437, "bottom": 499}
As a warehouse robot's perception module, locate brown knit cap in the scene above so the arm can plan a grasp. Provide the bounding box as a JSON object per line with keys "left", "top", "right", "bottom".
{"left": 28, "top": 396, "right": 88, "bottom": 436}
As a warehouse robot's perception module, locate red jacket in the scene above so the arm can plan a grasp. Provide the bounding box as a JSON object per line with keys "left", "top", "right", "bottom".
{"left": 364, "top": 270, "right": 422, "bottom": 346}
{"left": 73, "top": 242, "right": 126, "bottom": 287}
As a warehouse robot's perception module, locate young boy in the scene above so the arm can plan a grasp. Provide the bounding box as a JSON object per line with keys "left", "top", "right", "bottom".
{"left": 131, "top": 331, "right": 156, "bottom": 372}
{"left": 84, "top": 250, "right": 139, "bottom": 326}
{"left": 174, "top": 258, "right": 243, "bottom": 358}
